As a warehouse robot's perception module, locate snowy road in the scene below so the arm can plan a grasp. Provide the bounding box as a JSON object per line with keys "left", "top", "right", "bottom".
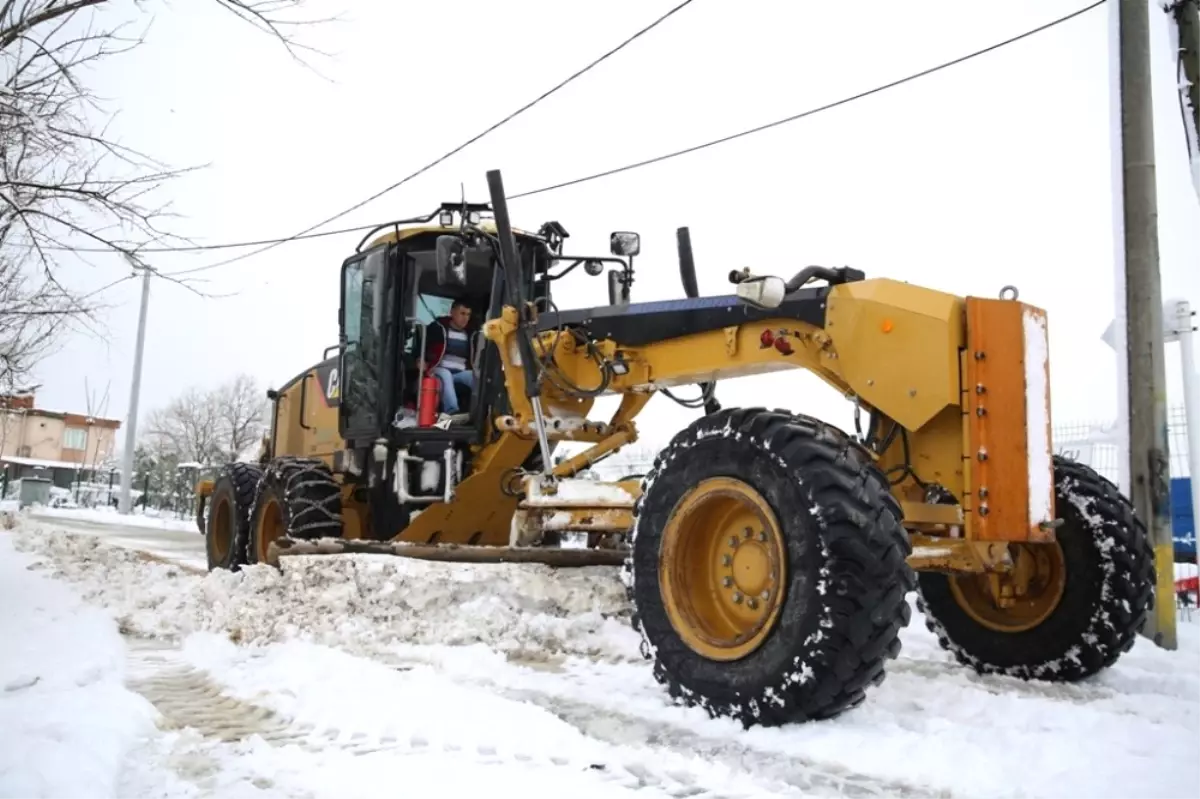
{"left": 22, "top": 508, "right": 207, "bottom": 570}
{"left": 2, "top": 516, "right": 1198, "bottom": 799}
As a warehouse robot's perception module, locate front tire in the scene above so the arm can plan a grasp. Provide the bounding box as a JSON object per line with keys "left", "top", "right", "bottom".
{"left": 916, "top": 455, "right": 1155, "bottom": 681}
{"left": 247, "top": 457, "right": 343, "bottom": 565}
{"left": 625, "top": 408, "right": 914, "bottom": 728}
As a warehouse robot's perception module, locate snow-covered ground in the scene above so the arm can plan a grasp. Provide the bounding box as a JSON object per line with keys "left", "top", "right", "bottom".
{"left": 17, "top": 506, "right": 208, "bottom": 570}
{"left": 0, "top": 531, "right": 159, "bottom": 797}
{"left": 2, "top": 515, "right": 1198, "bottom": 799}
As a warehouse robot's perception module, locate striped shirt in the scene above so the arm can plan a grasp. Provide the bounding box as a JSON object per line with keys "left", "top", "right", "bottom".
{"left": 441, "top": 328, "right": 470, "bottom": 371}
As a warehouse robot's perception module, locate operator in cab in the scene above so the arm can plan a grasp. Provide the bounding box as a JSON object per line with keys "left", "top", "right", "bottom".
{"left": 424, "top": 298, "right": 477, "bottom": 415}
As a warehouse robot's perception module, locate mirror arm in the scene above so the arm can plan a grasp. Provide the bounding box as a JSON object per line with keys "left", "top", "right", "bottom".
{"left": 545, "top": 254, "right": 627, "bottom": 267}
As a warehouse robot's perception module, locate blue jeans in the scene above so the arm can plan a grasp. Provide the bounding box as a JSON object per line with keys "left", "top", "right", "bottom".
{"left": 432, "top": 367, "right": 474, "bottom": 413}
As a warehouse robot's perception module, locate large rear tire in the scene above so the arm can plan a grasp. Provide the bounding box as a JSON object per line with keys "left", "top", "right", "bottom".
{"left": 625, "top": 408, "right": 914, "bottom": 728}
{"left": 247, "top": 457, "right": 343, "bottom": 565}
{"left": 916, "top": 455, "right": 1155, "bottom": 681}
{"left": 205, "top": 462, "right": 263, "bottom": 571}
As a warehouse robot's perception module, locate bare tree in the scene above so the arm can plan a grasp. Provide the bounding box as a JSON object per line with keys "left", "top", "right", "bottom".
{"left": 214, "top": 372, "right": 268, "bottom": 461}
{"left": 1, "top": 0, "right": 330, "bottom": 384}
{"left": 142, "top": 373, "right": 267, "bottom": 466}
{"left": 143, "top": 385, "right": 223, "bottom": 465}
{"left": 0, "top": 255, "right": 81, "bottom": 388}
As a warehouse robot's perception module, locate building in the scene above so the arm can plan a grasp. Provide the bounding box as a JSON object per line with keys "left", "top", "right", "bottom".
{"left": 1, "top": 391, "right": 122, "bottom": 489}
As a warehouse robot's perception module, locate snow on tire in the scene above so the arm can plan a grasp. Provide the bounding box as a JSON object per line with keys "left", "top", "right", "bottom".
{"left": 916, "top": 455, "right": 1156, "bottom": 681}
{"left": 247, "top": 457, "right": 343, "bottom": 564}
{"left": 624, "top": 407, "right": 914, "bottom": 728}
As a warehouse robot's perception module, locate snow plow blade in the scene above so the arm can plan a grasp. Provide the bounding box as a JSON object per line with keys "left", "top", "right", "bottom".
{"left": 266, "top": 536, "right": 627, "bottom": 568}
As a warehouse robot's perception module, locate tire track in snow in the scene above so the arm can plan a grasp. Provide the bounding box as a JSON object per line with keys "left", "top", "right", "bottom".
{"left": 121, "top": 637, "right": 774, "bottom": 798}
{"left": 369, "top": 651, "right": 948, "bottom": 799}
{"left": 495, "top": 686, "right": 947, "bottom": 799}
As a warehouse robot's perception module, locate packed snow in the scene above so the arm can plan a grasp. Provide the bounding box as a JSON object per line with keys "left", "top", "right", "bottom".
{"left": 522, "top": 477, "right": 635, "bottom": 506}
{"left": 0, "top": 533, "right": 158, "bottom": 798}
{"left": 3, "top": 515, "right": 1199, "bottom": 799}
{"left": 1023, "top": 306, "right": 1053, "bottom": 528}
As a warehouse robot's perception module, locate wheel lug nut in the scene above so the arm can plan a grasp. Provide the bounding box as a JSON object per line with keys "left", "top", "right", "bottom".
{"left": 757, "top": 530, "right": 767, "bottom": 542}
{"left": 731, "top": 591, "right": 743, "bottom": 604}
{"left": 760, "top": 590, "right": 770, "bottom": 600}
{"left": 722, "top": 554, "right": 732, "bottom": 566}
{"left": 747, "top": 598, "right": 759, "bottom": 610}
{"left": 722, "top": 576, "right": 733, "bottom": 587}
{"left": 743, "top": 526, "right": 752, "bottom": 538}
{"left": 729, "top": 536, "right": 739, "bottom": 547}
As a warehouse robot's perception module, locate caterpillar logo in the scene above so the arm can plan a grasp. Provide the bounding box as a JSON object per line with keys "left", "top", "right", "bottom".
{"left": 313, "top": 357, "right": 341, "bottom": 407}
{"left": 326, "top": 367, "right": 340, "bottom": 400}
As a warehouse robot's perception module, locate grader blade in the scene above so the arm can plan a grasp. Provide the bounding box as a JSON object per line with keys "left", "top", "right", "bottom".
{"left": 266, "top": 536, "right": 627, "bottom": 568}
{"left": 509, "top": 476, "right": 637, "bottom": 547}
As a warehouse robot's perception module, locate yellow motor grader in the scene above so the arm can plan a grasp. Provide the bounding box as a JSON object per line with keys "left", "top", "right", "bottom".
{"left": 196, "top": 168, "right": 1154, "bottom": 728}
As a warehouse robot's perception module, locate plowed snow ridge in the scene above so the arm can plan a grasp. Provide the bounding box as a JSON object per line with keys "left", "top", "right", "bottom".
{"left": 13, "top": 523, "right": 641, "bottom": 663}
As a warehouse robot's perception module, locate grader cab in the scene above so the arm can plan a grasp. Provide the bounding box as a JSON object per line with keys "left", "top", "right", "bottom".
{"left": 197, "top": 168, "right": 1155, "bottom": 729}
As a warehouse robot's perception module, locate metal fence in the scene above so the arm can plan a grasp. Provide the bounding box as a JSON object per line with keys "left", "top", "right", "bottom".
{"left": 1052, "top": 405, "right": 1190, "bottom": 482}
{"left": 1, "top": 473, "right": 197, "bottom": 520}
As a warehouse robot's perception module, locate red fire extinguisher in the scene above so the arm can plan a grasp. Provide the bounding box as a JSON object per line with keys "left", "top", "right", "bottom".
{"left": 418, "top": 372, "right": 441, "bottom": 427}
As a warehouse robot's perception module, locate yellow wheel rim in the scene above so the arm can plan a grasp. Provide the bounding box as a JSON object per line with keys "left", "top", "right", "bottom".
{"left": 949, "top": 542, "right": 1067, "bottom": 633}
{"left": 210, "top": 495, "right": 233, "bottom": 563}
{"left": 658, "top": 477, "right": 788, "bottom": 661}
{"left": 255, "top": 495, "right": 285, "bottom": 563}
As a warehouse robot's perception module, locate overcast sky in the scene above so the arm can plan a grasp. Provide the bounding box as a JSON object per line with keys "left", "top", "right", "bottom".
{"left": 27, "top": 0, "right": 1200, "bottom": 455}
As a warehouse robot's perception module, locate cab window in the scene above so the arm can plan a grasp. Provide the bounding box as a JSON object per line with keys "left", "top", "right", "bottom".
{"left": 416, "top": 294, "right": 454, "bottom": 325}
{"left": 406, "top": 293, "right": 454, "bottom": 357}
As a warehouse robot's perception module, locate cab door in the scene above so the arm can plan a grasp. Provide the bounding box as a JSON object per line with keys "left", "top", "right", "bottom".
{"left": 338, "top": 245, "right": 389, "bottom": 442}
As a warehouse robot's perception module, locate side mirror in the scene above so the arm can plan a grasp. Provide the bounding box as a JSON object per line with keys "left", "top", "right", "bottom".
{"left": 735, "top": 276, "right": 786, "bottom": 310}
{"left": 610, "top": 231, "right": 640, "bottom": 257}
{"left": 435, "top": 235, "right": 467, "bottom": 288}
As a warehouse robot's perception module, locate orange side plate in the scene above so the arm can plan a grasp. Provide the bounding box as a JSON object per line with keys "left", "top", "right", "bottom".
{"left": 964, "top": 298, "right": 1055, "bottom": 543}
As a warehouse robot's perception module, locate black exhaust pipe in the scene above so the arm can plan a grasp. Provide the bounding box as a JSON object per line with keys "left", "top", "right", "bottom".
{"left": 676, "top": 226, "right": 721, "bottom": 416}
{"left": 677, "top": 226, "right": 699, "bottom": 299}
{"left": 486, "top": 169, "right": 542, "bottom": 399}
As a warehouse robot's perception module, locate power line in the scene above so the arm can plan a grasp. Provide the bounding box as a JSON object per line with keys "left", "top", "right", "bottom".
{"left": 12, "top": 1, "right": 1102, "bottom": 269}
{"left": 510, "top": 0, "right": 1106, "bottom": 199}
{"left": 166, "top": 0, "right": 699, "bottom": 277}
{"left": 10, "top": 221, "right": 387, "bottom": 254}
{"left": 168, "top": 0, "right": 1106, "bottom": 261}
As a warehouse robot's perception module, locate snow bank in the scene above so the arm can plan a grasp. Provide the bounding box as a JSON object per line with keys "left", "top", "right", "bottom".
{"left": 0, "top": 533, "right": 158, "bottom": 798}
{"left": 10, "top": 523, "right": 641, "bottom": 664}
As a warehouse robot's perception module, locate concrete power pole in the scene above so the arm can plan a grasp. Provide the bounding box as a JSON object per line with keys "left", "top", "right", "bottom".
{"left": 1116, "top": 0, "right": 1177, "bottom": 649}
{"left": 118, "top": 264, "right": 152, "bottom": 514}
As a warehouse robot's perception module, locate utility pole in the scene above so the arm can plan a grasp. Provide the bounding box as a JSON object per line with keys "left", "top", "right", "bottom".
{"left": 1170, "top": 0, "right": 1199, "bottom": 198}
{"left": 1115, "top": 0, "right": 1177, "bottom": 649}
{"left": 118, "top": 262, "right": 152, "bottom": 514}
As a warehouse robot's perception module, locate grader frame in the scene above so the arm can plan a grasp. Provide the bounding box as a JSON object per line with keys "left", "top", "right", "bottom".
{"left": 195, "top": 167, "right": 1154, "bottom": 730}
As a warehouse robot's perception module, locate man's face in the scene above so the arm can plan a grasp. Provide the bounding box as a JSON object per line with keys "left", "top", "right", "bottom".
{"left": 450, "top": 304, "right": 471, "bottom": 330}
